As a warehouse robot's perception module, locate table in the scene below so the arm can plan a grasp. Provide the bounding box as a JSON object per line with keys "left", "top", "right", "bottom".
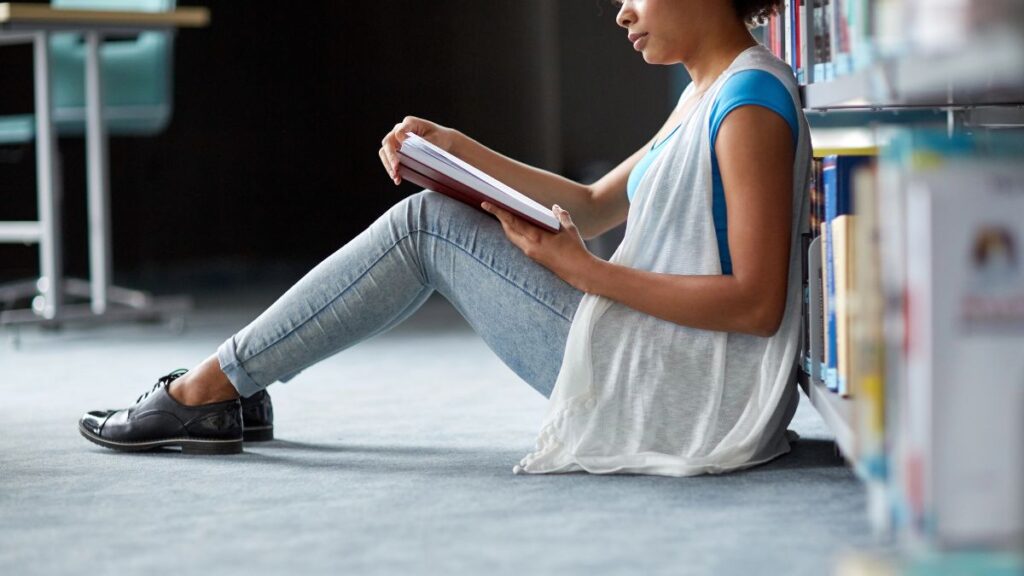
{"left": 0, "top": 3, "right": 209, "bottom": 329}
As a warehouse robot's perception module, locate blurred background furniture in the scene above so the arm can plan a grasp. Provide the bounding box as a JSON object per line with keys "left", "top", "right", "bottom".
{"left": 0, "top": 0, "right": 207, "bottom": 327}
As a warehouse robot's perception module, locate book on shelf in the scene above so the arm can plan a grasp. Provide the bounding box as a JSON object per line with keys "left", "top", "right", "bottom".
{"left": 832, "top": 213, "right": 855, "bottom": 397}
{"left": 396, "top": 133, "right": 560, "bottom": 233}
{"left": 807, "top": 235, "right": 825, "bottom": 384}
{"left": 813, "top": 0, "right": 833, "bottom": 81}
{"left": 799, "top": 158, "right": 820, "bottom": 377}
{"left": 800, "top": 231, "right": 813, "bottom": 377}
{"left": 871, "top": 130, "right": 1024, "bottom": 549}
{"left": 876, "top": 132, "right": 979, "bottom": 537}
{"left": 765, "top": 0, "right": 1024, "bottom": 86}
{"left": 903, "top": 159, "right": 1024, "bottom": 549}
{"left": 798, "top": 0, "right": 811, "bottom": 83}
{"left": 849, "top": 162, "right": 886, "bottom": 482}
{"left": 822, "top": 155, "right": 873, "bottom": 393}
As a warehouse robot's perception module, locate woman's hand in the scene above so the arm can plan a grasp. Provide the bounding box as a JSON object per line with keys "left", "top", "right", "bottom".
{"left": 481, "top": 202, "right": 598, "bottom": 292}
{"left": 379, "top": 116, "right": 459, "bottom": 186}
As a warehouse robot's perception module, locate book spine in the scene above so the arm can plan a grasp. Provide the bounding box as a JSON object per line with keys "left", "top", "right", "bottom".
{"left": 820, "top": 218, "right": 831, "bottom": 383}
{"left": 834, "top": 214, "right": 854, "bottom": 397}
{"left": 823, "top": 155, "right": 839, "bottom": 391}
{"left": 790, "top": 0, "right": 798, "bottom": 72}
{"left": 783, "top": 0, "right": 792, "bottom": 67}
{"left": 822, "top": 0, "right": 834, "bottom": 79}
{"left": 808, "top": 235, "right": 825, "bottom": 383}
{"left": 851, "top": 164, "right": 886, "bottom": 480}
{"left": 801, "top": 232, "right": 813, "bottom": 375}
{"left": 829, "top": 0, "right": 841, "bottom": 77}
{"left": 799, "top": 0, "right": 812, "bottom": 83}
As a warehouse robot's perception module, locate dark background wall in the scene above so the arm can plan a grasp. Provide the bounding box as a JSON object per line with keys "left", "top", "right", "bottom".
{"left": 0, "top": 1, "right": 677, "bottom": 286}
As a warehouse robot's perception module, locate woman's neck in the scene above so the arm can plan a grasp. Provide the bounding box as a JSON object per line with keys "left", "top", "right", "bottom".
{"left": 681, "top": 22, "right": 759, "bottom": 92}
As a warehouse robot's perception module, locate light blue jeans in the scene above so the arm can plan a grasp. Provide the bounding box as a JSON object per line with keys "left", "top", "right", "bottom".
{"left": 217, "top": 190, "right": 585, "bottom": 399}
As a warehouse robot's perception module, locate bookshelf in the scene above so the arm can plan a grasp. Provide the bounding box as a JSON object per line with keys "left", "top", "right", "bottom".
{"left": 776, "top": 3, "right": 1024, "bottom": 472}
{"left": 773, "top": 0, "right": 1024, "bottom": 563}
{"left": 800, "top": 34, "right": 1024, "bottom": 110}
{"left": 797, "top": 371, "right": 855, "bottom": 461}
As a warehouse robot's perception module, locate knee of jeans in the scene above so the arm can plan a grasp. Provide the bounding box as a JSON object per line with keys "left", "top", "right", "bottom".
{"left": 389, "top": 189, "right": 474, "bottom": 237}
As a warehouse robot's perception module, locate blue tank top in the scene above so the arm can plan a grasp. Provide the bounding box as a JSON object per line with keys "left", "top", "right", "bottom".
{"left": 626, "top": 69, "right": 798, "bottom": 275}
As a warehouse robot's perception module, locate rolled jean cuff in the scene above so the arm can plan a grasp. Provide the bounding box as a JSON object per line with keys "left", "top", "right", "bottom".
{"left": 217, "top": 336, "right": 263, "bottom": 398}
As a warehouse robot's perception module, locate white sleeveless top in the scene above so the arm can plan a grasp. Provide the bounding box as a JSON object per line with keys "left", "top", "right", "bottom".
{"left": 515, "top": 46, "right": 812, "bottom": 476}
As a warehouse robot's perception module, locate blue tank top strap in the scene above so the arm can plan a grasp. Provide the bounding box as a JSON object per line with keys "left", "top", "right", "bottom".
{"left": 625, "top": 68, "right": 798, "bottom": 276}
{"left": 708, "top": 69, "right": 798, "bottom": 275}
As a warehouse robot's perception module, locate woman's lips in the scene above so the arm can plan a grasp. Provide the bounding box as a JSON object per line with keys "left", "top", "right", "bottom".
{"left": 630, "top": 33, "right": 649, "bottom": 51}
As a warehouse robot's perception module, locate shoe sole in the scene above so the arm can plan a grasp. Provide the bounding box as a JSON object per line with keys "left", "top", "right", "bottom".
{"left": 79, "top": 422, "right": 243, "bottom": 455}
{"left": 242, "top": 425, "right": 274, "bottom": 442}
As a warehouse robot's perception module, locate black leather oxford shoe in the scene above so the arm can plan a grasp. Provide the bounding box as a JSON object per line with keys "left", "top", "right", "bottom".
{"left": 79, "top": 370, "right": 244, "bottom": 454}
{"left": 240, "top": 389, "right": 274, "bottom": 442}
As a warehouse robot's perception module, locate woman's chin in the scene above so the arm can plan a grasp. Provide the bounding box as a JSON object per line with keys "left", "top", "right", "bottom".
{"left": 641, "top": 52, "right": 669, "bottom": 65}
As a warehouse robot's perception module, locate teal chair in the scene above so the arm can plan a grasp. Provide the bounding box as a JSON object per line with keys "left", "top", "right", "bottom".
{"left": 0, "top": 0, "right": 179, "bottom": 326}
{"left": 0, "top": 0, "right": 174, "bottom": 145}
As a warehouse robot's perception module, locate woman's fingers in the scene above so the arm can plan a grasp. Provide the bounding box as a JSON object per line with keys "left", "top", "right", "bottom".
{"left": 378, "top": 147, "right": 399, "bottom": 184}
{"left": 394, "top": 120, "right": 412, "bottom": 144}
{"left": 553, "top": 204, "right": 576, "bottom": 232}
{"left": 380, "top": 117, "right": 428, "bottom": 184}
{"left": 482, "top": 202, "right": 544, "bottom": 252}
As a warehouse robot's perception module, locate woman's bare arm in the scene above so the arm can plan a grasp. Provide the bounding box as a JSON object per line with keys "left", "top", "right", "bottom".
{"left": 449, "top": 131, "right": 644, "bottom": 240}
{"left": 477, "top": 103, "right": 794, "bottom": 337}
{"left": 564, "top": 105, "right": 795, "bottom": 337}
{"left": 379, "top": 116, "right": 669, "bottom": 240}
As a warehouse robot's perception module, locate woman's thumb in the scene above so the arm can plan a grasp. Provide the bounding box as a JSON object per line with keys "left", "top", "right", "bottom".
{"left": 553, "top": 205, "right": 573, "bottom": 226}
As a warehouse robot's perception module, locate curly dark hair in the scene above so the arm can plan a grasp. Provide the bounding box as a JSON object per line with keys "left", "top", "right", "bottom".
{"left": 732, "top": 0, "right": 783, "bottom": 26}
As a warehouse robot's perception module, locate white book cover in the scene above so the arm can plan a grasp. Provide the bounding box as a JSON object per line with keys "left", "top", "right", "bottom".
{"left": 905, "top": 161, "right": 1024, "bottom": 548}
{"left": 399, "top": 134, "right": 558, "bottom": 231}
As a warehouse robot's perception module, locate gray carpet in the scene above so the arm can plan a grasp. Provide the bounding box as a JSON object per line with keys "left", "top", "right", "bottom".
{"left": 0, "top": 288, "right": 875, "bottom": 575}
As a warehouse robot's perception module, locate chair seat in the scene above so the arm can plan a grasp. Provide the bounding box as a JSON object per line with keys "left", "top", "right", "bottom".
{"left": 0, "top": 108, "right": 171, "bottom": 145}
{"left": 0, "top": 115, "right": 35, "bottom": 145}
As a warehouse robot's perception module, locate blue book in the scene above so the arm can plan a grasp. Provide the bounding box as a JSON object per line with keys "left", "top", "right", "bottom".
{"left": 822, "top": 155, "right": 871, "bottom": 392}
{"left": 790, "top": 0, "right": 797, "bottom": 71}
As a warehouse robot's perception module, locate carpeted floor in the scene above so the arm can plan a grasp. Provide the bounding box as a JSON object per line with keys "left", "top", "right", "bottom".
{"left": 0, "top": 288, "right": 877, "bottom": 575}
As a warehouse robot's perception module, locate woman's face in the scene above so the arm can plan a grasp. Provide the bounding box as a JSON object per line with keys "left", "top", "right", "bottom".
{"left": 615, "top": 0, "right": 696, "bottom": 65}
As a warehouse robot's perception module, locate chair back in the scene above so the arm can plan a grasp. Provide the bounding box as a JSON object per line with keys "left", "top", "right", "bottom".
{"left": 50, "top": 0, "right": 175, "bottom": 136}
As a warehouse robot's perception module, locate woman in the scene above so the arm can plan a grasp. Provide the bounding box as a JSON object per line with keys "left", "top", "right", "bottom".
{"left": 80, "top": 0, "right": 811, "bottom": 476}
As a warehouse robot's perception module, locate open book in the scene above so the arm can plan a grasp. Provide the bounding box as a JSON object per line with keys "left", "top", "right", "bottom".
{"left": 396, "top": 133, "right": 560, "bottom": 233}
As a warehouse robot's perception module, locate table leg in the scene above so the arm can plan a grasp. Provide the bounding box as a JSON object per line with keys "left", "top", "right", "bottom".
{"left": 84, "top": 31, "right": 111, "bottom": 315}
{"left": 33, "top": 30, "right": 62, "bottom": 320}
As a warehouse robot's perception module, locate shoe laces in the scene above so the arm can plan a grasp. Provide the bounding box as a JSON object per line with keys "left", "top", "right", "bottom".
{"left": 135, "top": 369, "right": 188, "bottom": 404}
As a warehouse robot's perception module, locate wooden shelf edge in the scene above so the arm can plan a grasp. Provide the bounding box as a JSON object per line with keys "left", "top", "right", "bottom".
{"left": 797, "top": 370, "right": 857, "bottom": 464}
{"left": 0, "top": 3, "right": 210, "bottom": 28}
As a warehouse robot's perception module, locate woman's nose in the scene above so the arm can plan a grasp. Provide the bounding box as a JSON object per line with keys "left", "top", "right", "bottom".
{"left": 616, "top": 3, "right": 634, "bottom": 28}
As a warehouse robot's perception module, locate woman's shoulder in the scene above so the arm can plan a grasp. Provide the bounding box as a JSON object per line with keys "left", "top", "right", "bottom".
{"left": 725, "top": 46, "right": 799, "bottom": 90}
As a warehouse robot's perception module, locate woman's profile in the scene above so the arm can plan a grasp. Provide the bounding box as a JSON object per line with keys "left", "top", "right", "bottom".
{"left": 79, "top": 0, "right": 812, "bottom": 476}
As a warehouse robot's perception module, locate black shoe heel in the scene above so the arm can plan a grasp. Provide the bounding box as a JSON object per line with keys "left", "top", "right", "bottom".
{"left": 243, "top": 426, "right": 274, "bottom": 442}
{"left": 181, "top": 439, "right": 243, "bottom": 455}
